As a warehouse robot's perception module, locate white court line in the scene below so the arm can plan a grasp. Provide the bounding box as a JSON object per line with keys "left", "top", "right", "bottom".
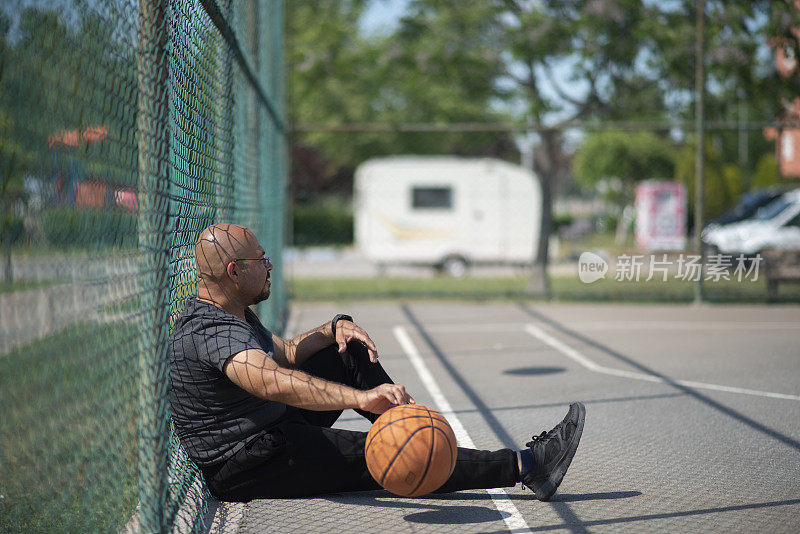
{"left": 524, "top": 324, "right": 800, "bottom": 402}
{"left": 540, "top": 321, "right": 800, "bottom": 331}
{"left": 422, "top": 321, "right": 800, "bottom": 333}
{"left": 393, "top": 326, "right": 531, "bottom": 534}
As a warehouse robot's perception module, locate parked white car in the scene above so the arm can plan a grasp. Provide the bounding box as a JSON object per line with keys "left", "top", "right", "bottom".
{"left": 702, "top": 189, "right": 800, "bottom": 255}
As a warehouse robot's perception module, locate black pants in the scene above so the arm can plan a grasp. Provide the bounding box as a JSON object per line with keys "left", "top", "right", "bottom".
{"left": 204, "top": 342, "right": 519, "bottom": 501}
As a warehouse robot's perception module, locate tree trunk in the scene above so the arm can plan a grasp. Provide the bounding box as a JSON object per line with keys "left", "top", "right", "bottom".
{"left": 3, "top": 245, "right": 11, "bottom": 284}
{"left": 614, "top": 181, "right": 635, "bottom": 245}
{"left": 528, "top": 130, "right": 561, "bottom": 298}
{"left": 529, "top": 168, "right": 552, "bottom": 296}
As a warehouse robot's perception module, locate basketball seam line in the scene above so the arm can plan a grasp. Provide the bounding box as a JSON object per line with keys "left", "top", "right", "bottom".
{"left": 431, "top": 425, "right": 456, "bottom": 476}
{"left": 367, "top": 413, "right": 448, "bottom": 452}
{"left": 365, "top": 413, "right": 448, "bottom": 452}
{"left": 379, "top": 425, "right": 430, "bottom": 486}
{"left": 408, "top": 410, "right": 436, "bottom": 495}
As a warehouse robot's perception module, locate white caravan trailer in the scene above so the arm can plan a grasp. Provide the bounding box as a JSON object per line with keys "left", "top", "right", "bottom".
{"left": 354, "top": 156, "right": 541, "bottom": 276}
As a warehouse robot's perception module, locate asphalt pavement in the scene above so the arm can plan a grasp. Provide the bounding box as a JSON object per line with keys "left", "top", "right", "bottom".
{"left": 205, "top": 301, "right": 800, "bottom": 533}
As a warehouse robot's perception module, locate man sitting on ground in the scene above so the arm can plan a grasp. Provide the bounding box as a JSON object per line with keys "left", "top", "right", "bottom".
{"left": 169, "top": 223, "right": 585, "bottom": 501}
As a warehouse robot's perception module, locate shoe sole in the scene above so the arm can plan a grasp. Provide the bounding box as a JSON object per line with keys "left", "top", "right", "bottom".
{"left": 535, "top": 402, "right": 585, "bottom": 501}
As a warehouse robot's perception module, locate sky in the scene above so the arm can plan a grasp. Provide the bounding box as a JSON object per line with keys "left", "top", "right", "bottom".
{"left": 358, "top": 0, "right": 411, "bottom": 36}
{"left": 357, "top": 0, "right": 587, "bottom": 119}
{"left": 355, "top": 0, "right": 586, "bottom": 154}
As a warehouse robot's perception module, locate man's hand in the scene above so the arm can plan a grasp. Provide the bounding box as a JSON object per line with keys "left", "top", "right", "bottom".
{"left": 358, "top": 384, "right": 414, "bottom": 414}
{"left": 335, "top": 320, "right": 379, "bottom": 362}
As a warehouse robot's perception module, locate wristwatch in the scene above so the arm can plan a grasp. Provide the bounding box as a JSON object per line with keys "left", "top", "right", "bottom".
{"left": 331, "top": 314, "right": 353, "bottom": 338}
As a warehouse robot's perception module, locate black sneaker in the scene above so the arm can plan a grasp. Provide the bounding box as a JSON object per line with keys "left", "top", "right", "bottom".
{"left": 522, "top": 402, "right": 585, "bottom": 501}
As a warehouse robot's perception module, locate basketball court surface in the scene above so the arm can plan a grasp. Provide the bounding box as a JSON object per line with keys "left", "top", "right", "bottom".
{"left": 204, "top": 301, "right": 800, "bottom": 533}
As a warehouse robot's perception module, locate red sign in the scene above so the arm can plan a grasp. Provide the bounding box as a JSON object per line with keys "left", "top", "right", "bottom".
{"left": 48, "top": 125, "right": 108, "bottom": 148}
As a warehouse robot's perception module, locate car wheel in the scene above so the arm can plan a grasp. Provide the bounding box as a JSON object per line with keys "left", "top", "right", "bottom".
{"left": 440, "top": 255, "right": 469, "bottom": 278}
{"left": 702, "top": 243, "right": 720, "bottom": 258}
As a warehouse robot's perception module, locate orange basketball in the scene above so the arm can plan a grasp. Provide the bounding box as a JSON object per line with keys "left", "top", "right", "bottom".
{"left": 365, "top": 404, "right": 458, "bottom": 497}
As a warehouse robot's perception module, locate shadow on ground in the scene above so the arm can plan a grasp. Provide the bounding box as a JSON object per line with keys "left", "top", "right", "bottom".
{"left": 321, "top": 489, "right": 642, "bottom": 525}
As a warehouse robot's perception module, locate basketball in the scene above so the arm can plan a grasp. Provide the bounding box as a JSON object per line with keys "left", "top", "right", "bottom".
{"left": 365, "top": 404, "right": 458, "bottom": 497}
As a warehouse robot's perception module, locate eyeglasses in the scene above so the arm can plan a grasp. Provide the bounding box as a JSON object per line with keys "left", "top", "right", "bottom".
{"left": 233, "top": 256, "right": 272, "bottom": 268}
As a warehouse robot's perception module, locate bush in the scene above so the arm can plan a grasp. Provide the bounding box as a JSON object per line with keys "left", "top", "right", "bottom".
{"left": 41, "top": 208, "right": 137, "bottom": 249}
{"left": 1, "top": 216, "right": 26, "bottom": 246}
{"left": 750, "top": 154, "right": 781, "bottom": 190}
{"left": 593, "top": 213, "right": 619, "bottom": 233}
{"left": 292, "top": 201, "right": 353, "bottom": 246}
{"left": 552, "top": 213, "right": 574, "bottom": 232}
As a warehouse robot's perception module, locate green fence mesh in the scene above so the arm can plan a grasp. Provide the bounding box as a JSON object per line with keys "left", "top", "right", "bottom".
{"left": 0, "top": 1, "right": 286, "bottom": 532}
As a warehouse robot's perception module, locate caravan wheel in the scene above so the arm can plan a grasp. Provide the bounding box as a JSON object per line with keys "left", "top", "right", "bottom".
{"left": 440, "top": 255, "right": 469, "bottom": 278}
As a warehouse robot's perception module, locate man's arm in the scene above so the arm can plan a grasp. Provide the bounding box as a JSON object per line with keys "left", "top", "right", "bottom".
{"left": 272, "top": 319, "right": 378, "bottom": 368}
{"left": 223, "top": 348, "right": 411, "bottom": 413}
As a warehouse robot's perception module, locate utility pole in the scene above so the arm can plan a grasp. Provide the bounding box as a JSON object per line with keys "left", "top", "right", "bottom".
{"left": 694, "top": 0, "right": 706, "bottom": 304}
{"left": 738, "top": 88, "right": 748, "bottom": 168}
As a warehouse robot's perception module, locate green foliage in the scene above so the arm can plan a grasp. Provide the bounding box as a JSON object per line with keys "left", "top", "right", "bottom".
{"left": 287, "top": 0, "right": 516, "bottom": 195}
{"left": 1, "top": 216, "right": 26, "bottom": 245}
{"left": 292, "top": 200, "right": 354, "bottom": 246}
{"left": 287, "top": 0, "right": 796, "bottom": 264}
{"left": 594, "top": 213, "right": 620, "bottom": 234}
{"left": 574, "top": 131, "right": 676, "bottom": 189}
{"left": 675, "top": 139, "right": 744, "bottom": 222}
{"left": 288, "top": 1, "right": 798, "bottom": 167}
{"left": 552, "top": 213, "right": 575, "bottom": 232}
{"left": 0, "top": 279, "right": 57, "bottom": 294}
{"left": 751, "top": 153, "right": 782, "bottom": 190}
{"left": 289, "top": 274, "right": 793, "bottom": 303}
{"left": 41, "top": 208, "right": 136, "bottom": 249}
{"left": 0, "top": 8, "right": 137, "bottom": 195}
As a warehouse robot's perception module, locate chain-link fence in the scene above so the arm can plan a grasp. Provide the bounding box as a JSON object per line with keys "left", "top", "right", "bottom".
{"left": 0, "top": 1, "right": 286, "bottom": 532}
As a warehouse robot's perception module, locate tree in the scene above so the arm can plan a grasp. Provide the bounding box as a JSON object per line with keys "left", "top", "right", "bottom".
{"left": 287, "top": 0, "right": 517, "bottom": 199}
{"left": 574, "top": 131, "right": 675, "bottom": 240}
{"left": 440, "top": 0, "right": 792, "bottom": 293}
{"left": 472, "top": 0, "right": 665, "bottom": 293}
{"left": 287, "top": 0, "right": 800, "bottom": 288}
{"left": 1, "top": 7, "right": 138, "bottom": 195}
{"left": 0, "top": 4, "right": 139, "bottom": 273}
{"left": 750, "top": 153, "right": 781, "bottom": 190}
{"left": 574, "top": 131, "right": 676, "bottom": 190}
{"left": 675, "top": 138, "right": 744, "bottom": 225}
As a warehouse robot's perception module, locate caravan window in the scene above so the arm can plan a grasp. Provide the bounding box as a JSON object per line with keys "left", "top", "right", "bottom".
{"left": 412, "top": 186, "right": 453, "bottom": 210}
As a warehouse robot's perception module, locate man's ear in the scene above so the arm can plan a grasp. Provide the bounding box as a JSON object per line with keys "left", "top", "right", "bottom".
{"left": 225, "top": 260, "right": 238, "bottom": 282}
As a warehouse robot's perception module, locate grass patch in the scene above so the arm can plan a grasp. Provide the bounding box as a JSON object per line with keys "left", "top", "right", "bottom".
{"left": 0, "top": 279, "right": 59, "bottom": 294}
{"left": 0, "top": 321, "right": 139, "bottom": 533}
{"left": 3, "top": 245, "right": 139, "bottom": 258}
{"left": 290, "top": 275, "right": 800, "bottom": 303}
{"left": 554, "top": 231, "right": 642, "bottom": 262}
{"left": 551, "top": 275, "right": 800, "bottom": 302}
{"left": 290, "top": 276, "right": 528, "bottom": 300}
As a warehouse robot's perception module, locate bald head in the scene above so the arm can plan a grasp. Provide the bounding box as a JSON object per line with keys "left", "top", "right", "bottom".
{"left": 195, "top": 223, "right": 257, "bottom": 281}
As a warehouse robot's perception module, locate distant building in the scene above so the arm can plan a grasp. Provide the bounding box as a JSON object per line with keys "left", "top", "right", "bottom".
{"left": 764, "top": 1, "right": 800, "bottom": 178}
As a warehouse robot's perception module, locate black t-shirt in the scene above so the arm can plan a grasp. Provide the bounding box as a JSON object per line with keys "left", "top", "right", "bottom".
{"left": 169, "top": 297, "right": 286, "bottom": 467}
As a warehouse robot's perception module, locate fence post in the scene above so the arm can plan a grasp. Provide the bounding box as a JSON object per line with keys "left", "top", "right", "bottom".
{"left": 271, "top": 0, "right": 288, "bottom": 330}
{"left": 215, "top": 0, "right": 234, "bottom": 222}
{"left": 694, "top": 0, "right": 706, "bottom": 304}
{"left": 137, "top": 0, "right": 171, "bottom": 531}
{"left": 247, "top": 0, "right": 261, "bottom": 232}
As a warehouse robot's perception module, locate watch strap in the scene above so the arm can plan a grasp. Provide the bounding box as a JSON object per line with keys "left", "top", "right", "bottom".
{"left": 331, "top": 314, "right": 353, "bottom": 338}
